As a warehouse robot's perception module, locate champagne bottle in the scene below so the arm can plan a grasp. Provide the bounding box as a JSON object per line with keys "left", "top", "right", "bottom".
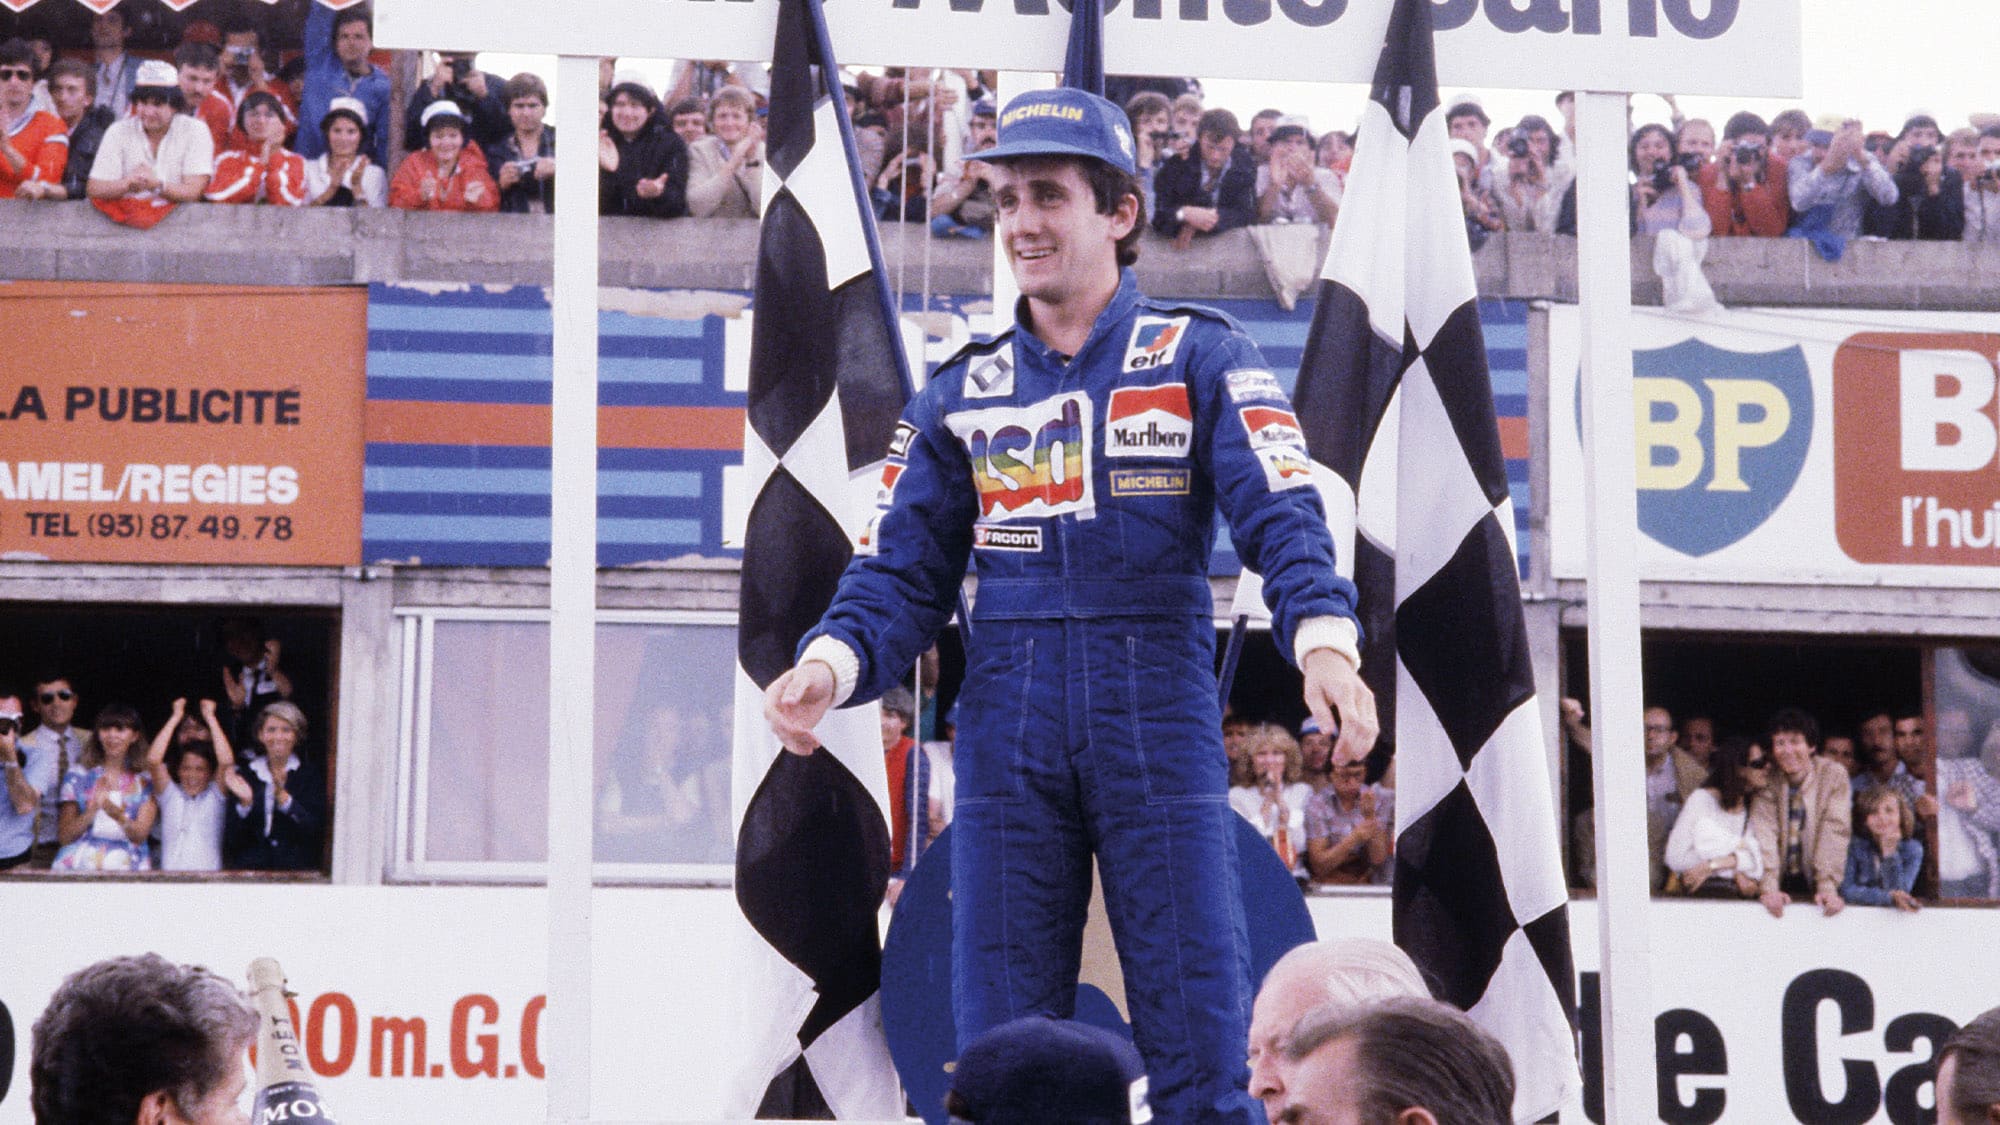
{"left": 248, "top": 957, "right": 338, "bottom": 1122}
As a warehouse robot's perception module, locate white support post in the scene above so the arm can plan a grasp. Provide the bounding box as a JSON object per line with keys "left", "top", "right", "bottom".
{"left": 1575, "top": 90, "right": 1657, "bottom": 1124}
{"left": 544, "top": 52, "right": 601, "bottom": 1125}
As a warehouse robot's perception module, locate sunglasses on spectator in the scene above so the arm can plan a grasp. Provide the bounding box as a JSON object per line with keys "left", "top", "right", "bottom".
{"left": 0, "top": 67, "right": 34, "bottom": 82}
{"left": 0, "top": 717, "right": 18, "bottom": 736}
{"left": 39, "top": 690, "right": 74, "bottom": 703}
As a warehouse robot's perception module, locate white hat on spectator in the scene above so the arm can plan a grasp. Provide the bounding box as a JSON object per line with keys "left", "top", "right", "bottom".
{"left": 1449, "top": 137, "right": 1480, "bottom": 164}
{"left": 1445, "top": 91, "right": 1488, "bottom": 123}
{"left": 420, "top": 99, "right": 468, "bottom": 132}
{"left": 133, "top": 60, "right": 178, "bottom": 93}
{"left": 326, "top": 95, "right": 369, "bottom": 128}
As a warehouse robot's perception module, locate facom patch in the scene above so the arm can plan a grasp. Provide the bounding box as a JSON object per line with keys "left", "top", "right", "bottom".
{"left": 1110, "top": 468, "right": 1192, "bottom": 496}
{"left": 946, "top": 392, "right": 1096, "bottom": 521}
{"left": 1225, "top": 367, "right": 1286, "bottom": 403}
{"left": 1105, "top": 384, "right": 1193, "bottom": 459}
{"left": 1123, "top": 316, "right": 1190, "bottom": 373}
{"left": 964, "top": 347, "right": 1016, "bottom": 399}
{"left": 1239, "top": 404, "right": 1306, "bottom": 450}
{"left": 1255, "top": 445, "right": 1315, "bottom": 491}
{"left": 973, "top": 524, "right": 1044, "bottom": 552}
{"left": 887, "top": 420, "right": 918, "bottom": 459}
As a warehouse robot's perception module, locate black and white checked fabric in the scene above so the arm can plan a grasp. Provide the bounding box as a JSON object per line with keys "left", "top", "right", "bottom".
{"left": 729, "top": 0, "right": 911, "bottom": 1115}
{"left": 1290, "top": 0, "right": 1579, "bottom": 1117}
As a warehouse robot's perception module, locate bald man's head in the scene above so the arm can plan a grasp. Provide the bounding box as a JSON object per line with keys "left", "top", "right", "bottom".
{"left": 1248, "top": 940, "right": 1431, "bottom": 1121}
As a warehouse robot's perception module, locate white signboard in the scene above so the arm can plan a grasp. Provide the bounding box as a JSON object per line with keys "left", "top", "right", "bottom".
{"left": 1550, "top": 305, "right": 2000, "bottom": 588}
{"left": 376, "top": 0, "right": 1801, "bottom": 96}
{"left": 0, "top": 884, "right": 1983, "bottom": 1125}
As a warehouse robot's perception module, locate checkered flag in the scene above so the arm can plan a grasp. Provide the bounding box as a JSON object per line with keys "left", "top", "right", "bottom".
{"left": 729, "top": 0, "right": 912, "bottom": 1114}
{"left": 1290, "top": 0, "right": 1579, "bottom": 1116}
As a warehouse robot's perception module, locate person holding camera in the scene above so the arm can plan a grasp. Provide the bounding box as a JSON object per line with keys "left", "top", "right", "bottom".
{"left": 488, "top": 72, "right": 556, "bottom": 214}
{"left": 1629, "top": 123, "right": 1711, "bottom": 238}
{"left": 1496, "top": 129, "right": 1567, "bottom": 233}
{"left": 404, "top": 50, "right": 510, "bottom": 154}
{"left": 1788, "top": 115, "right": 1897, "bottom": 241}
{"left": 1865, "top": 142, "right": 1963, "bottom": 240}
{"left": 1123, "top": 90, "right": 1173, "bottom": 216}
{"left": 1699, "top": 112, "right": 1791, "bottom": 237}
{"left": 1959, "top": 127, "right": 2000, "bottom": 243}
{"left": 217, "top": 20, "right": 297, "bottom": 148}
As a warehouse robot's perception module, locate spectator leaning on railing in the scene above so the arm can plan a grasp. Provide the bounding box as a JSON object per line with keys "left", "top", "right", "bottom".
{"left": 389, "top": 100, "right": 497, "bottom": 212}
{"left": 598, "top": 80, "right": 688, "bottom": 220}
{"left": 0, "top": 38, "right": 66, "bottom": 199}
{"left": 86, "top": 60, "right": 214, "bottom": 229}
{"left": 1749, "top": 706, "right": 1852, "bottom": 918}
{"left": 685, "top": 84, "right": 763, "bottom": 219}
{"left": 1788, "top": 115, "right": 1898, "bottom": 242}
{"left": 305, "top": 96, "right": 385, "bottom": 207}
{"left": 206, "top": 91, "right": 306, "bottom": 206}
{"left": 1153, "top": 106, "right": 1256, "bottom": 248}
{"left": 22, "top": 60, "right": 112, "bottom": 203}
{"left": 1962, "top": 126, "right": 2000, "bottom": 243}
{"left": 1699, "top": 112, "right": 1791, "bottom": 237}
{"left": 1629, "top": 122, "right": 1710, "bottom": 238}
{"left": 489, "top": 73, "right": 556, "bottom": 215}
{"left": 1255, "top": 121, "right": 1339, "bottom": 227}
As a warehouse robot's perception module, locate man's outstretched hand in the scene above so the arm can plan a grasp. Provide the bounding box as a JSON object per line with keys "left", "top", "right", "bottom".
{"left": 1302, "top": 648, "right": 1378, "bottom": 765}
{"left": 764, "top": 661, "right": 835, "bottom": 755}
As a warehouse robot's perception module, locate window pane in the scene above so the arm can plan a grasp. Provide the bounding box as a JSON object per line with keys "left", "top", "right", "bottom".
{"left": 425, "top": 620, "right": 551, "bottom": 863}
{"left": 417, "top": 617, "right": 736, "bottom": 870}
{"left": 1933, "top": 646, "right": 2000, "bottom": 901}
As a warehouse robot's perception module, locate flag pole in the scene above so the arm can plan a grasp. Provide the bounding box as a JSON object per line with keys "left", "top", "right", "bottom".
{"left": 1575, "top": 89, "right": 1659, "bottom": 1124}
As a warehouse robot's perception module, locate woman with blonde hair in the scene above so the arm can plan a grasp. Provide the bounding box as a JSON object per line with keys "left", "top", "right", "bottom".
{"left": 224, "top": 701, "right": 326, "bottom": 871}
{"left": 1230, "top": 722, "right": 1311, "bottom": 876}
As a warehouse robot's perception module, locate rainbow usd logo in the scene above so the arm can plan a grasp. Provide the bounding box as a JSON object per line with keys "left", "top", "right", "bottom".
{"left": 1575, "top": 338, "right": 1812, "bottom": 557}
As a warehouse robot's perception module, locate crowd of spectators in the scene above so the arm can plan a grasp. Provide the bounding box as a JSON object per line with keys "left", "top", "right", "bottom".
{"left": 7, "top": 7, "right": 2000, "bottom": 262}
{"left": 1560, "top": 697, "right": 2000, "bottom": 911}
{"left": 1226, "top": 712, "right": 1395, "bottom": 888}
{"left": 0, "top": 620, "right": 327, "bottom": 875}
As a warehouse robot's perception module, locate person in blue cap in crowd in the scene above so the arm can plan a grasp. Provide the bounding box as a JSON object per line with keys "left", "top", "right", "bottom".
{"left": 766, "top": 84, "right": 1376, "bottom": 1123}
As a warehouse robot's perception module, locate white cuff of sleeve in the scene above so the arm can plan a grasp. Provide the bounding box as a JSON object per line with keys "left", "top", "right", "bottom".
{"left": 799, "top": 635, "right": 861, "bottom": 708}
{"left": 1293, "top": 616, "right": 1361, "bottom": 671}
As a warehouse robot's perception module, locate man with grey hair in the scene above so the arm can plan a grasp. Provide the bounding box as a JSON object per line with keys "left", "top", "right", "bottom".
{"left": 32, "top": 953, "right": 258, "bottom": 1125}
{"left": 1248, "top": 939, "right": 1430, "bottom": 1121}
{"left": 1275, "top": 996, "right": 1514, "bottom": 1125}
{"left": 1938, "top": 1006, "right": 2000, "bottom": 1125}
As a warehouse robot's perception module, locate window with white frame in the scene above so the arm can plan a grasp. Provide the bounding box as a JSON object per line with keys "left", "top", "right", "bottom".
{"left": 395, "top": 609, "right": 737, "bottom": 882}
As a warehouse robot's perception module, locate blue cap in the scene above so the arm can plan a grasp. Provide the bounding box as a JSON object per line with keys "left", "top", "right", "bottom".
{"left": 978, "top": 87, "right": 1137, "bottom": 176}
{"left": 948, "top": 1016, "right": 1151, "bottom": 1124}
{"left": 1300, "top": 717, "right": 1324, "bottom": 736}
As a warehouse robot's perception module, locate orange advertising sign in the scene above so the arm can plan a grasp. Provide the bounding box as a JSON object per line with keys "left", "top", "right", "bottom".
{"left": 0, "top": 282, "right": 365, "bottom": 565}
{"left": 1834, "top": 332, "right": 2000, "bottom": 566}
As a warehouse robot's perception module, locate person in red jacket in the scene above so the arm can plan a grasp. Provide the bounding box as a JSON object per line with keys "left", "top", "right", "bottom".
{"left": 389, "top": 100, "right": 496, "bottom": 212}
{"left": 0, "top": 37, "right": 68, "bottom": 199}
{"left": 1699, "top": 111, "right": 1791, "bottom": 238}
{"left": 206, "top": 91, "right": 304, "bottom": 205}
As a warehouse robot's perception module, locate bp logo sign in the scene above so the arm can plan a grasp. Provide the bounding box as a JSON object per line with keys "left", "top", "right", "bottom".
{"left": 1577, "top": 338, "right": 1812, "bottom": 557}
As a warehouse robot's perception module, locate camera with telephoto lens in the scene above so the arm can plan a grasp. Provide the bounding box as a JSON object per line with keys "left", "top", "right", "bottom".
{"left": 1507, "top": 136, "right": 1533, "bottom": 159}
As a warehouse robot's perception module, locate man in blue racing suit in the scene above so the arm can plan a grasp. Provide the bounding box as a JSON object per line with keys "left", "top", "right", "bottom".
{"left": 765, "top": 86, "right": 1378, "bottom": 1125}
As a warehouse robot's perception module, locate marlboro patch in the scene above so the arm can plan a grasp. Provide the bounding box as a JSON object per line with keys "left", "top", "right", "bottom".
{"left": 1105, "top": 384, "right": 1193, "bottom": 459}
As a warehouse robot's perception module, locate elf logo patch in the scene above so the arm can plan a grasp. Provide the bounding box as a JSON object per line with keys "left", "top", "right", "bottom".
{"left": 1124, "top": 316, "right": 1190, "bottom": 372}
{"left": 1240, "top": 405, "right": 1306, "bottom": 450}
{"left": 1106, "top": 384, "right": 1193, "bottom": 458}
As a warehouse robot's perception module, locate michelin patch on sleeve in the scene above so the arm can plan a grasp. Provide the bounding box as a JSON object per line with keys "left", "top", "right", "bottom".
{"left": 1254, "top": 445, "right": 1315, "bottom": 491}
{"left": 1225, "top": 367, "right": 1286, "bottom": 403}
{"left": 1105, "top": 384, "right": 1193, "bottom": 458}
{"left": 1123, "top": 315, "right": 1190, "bottom": 372}
{"left": 1239, "top": 404, "right": 1306, "bottom": 450}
